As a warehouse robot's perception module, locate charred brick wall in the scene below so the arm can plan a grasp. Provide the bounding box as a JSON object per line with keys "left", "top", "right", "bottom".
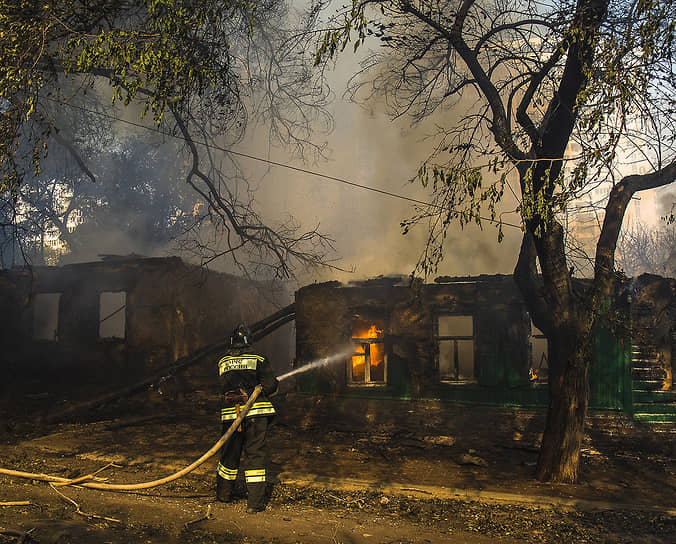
{"left": 0, "top": 256, "right": 288, "bottom": 396}
{"left": 293, "top": 273, "right": 676, "bottom": 424}
{"left": 294, "top": 275, "right": 531, "bottom": 401}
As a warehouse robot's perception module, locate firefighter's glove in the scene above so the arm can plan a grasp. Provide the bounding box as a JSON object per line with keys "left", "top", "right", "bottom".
{"left": 224, "top": 388, "right": 249, "bottom": 405}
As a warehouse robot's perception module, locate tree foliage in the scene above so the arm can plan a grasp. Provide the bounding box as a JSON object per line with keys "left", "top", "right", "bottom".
{"left": 2, "top": 0, "right": 242, "bottom": 184}
{"left": 0, "top": 0, "right": 335, "bottom": 277}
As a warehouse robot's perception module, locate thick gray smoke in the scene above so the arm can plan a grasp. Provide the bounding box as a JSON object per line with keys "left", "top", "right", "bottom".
{"left": 18, "top": 9, "right": 524, "bottom": 282}
{"left": 247, "top": 93, "right": 523, "bottom": 284}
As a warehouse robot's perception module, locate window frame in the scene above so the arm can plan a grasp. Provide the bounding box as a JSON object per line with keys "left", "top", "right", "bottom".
{"left": 98, "top": 291, "right": 127, "bottom": 341}
{"left": 436, "top": 314, "right": 476, "bottom": 384}
{"left": 32, "top": 292, "right": 62, "bottom": 342}
{"left": 348, "top": 316, "right": 388, "bottom": 387}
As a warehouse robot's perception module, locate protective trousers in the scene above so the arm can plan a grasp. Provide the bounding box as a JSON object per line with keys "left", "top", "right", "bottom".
{"left": 216, "top": 416, "right": 269, "bottom": 510}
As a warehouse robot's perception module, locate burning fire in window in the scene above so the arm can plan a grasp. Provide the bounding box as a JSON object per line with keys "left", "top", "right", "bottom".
{"left": 351, "top": 318, "right": 385, "bottom": 383}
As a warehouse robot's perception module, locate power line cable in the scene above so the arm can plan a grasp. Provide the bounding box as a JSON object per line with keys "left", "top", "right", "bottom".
{"left": 41, "top": 95, "right": 523, "bottom": 230}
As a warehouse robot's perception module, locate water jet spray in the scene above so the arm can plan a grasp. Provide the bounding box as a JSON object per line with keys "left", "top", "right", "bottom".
{"left": 276, "top": 345, "right": 355, "bottom": 382}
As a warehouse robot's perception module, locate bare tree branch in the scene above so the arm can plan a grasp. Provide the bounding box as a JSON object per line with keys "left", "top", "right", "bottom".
{"left": 595, "top": 159, "right": 676, "bottom": 285}
{"left": 50, "top": 126, "right": 96, "bottom": 183}
{"left": 400, "top": 0, "right": 527, "bottom": 162}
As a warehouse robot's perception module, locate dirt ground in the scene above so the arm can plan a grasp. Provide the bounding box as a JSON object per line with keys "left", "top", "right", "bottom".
{"left": 1, "top": 388, "right": 675, "bottom": 544}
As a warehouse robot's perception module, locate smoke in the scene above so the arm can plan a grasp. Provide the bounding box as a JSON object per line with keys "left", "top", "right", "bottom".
{"left": 23, "top": 10, "right": 526, "bottom": 282}
{"left": 56, "top": 117, "right": 198, "bottom": 265}
{"left": 657, "top": 186, "right": 676, "bottom": 223}
{"left": 246, "top": 88, "right": 523, "bottom": 283}
{"left": 34, "top": 70, "right": 522, "bottom": 283}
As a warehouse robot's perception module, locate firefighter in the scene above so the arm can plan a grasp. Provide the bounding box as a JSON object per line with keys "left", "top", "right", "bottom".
{"left": 216, "top": 324, "right": 278, "bottom": 513}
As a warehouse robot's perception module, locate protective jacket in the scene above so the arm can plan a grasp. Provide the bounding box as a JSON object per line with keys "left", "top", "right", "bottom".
{"left": 216, "top": 346, "right": 278, "bottom": 511}
{"left": 218, "top": 349, "right": 278, "bottom": 422}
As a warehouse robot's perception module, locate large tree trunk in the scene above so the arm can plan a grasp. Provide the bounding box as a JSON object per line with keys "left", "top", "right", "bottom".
{"left": 516, "top": 227, "right": 595, "bottom": 483}
{"left": 535, "top": 333, "right": 591, "bottom": 483}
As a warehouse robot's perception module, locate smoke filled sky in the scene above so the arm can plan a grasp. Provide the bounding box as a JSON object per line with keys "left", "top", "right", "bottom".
{"left": 238, "top": 86, "right": 524, "bottom": 285}
{"left": 75, "top": 82, "right": 670, "bottom": 286}
{"left": 49, "top": 77, "right": 525, "bottom": 282}
{"left": 48, "top": 9, "right": 669, "bottom": 285}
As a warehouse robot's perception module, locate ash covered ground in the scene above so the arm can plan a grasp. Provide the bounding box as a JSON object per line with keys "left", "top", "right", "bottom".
{"left": 1, "top": 386, "right": 675, "bottom": 544}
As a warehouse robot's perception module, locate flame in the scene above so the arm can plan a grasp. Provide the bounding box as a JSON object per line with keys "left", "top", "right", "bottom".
{"left": 350, "top": 319, "right": 385, "bottom": 382}
{"left": 352, "top": 319, "right": 384, "bottom": 339}
{"left": 351, "top": 345, "right": 366, "bottom": 381}
{"left": 370, "top": 343, "right": 383, "bottom": 368}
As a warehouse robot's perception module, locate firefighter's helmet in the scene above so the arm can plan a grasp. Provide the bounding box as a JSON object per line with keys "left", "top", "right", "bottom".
{"left": 229, "top": 324, "right": 251, "bottom": 347}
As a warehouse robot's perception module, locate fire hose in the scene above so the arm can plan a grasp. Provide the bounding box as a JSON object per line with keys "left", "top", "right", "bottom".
{"left": 0, "top": 385, "right": 263, "bottom": 491}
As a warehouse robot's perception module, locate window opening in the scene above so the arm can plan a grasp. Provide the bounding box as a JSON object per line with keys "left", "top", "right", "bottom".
{"left": 99, "top": 291, "right": 126, "bottom": 340}
{"left": 529, "top": 320, "right": 548, "bottom": 382}
{"left": 437, "top": 315, "right": 475, "bottom": 382}
{"left": 33, "top": 293, "right": 61, "bottom": 341}
{"left": 350, "top": 317, "right": 386, "bottom": 384}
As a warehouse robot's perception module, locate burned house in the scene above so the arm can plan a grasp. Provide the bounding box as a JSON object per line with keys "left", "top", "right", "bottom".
{"left": 293, "top": 275, "right": 676, "bottom": 425}
{"left": 2, "top": 257, "right": 674, "bottom": 430}
{"left": 0, "top": 255, "right": 293, "bottom": 399}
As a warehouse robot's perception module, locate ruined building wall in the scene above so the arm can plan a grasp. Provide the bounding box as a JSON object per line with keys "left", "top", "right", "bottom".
{"left": 294, "top": 276, "right": 532, "bottom": 402}
{"left": 289, "top": 273, "right": 675, "bottom": 438}
{"left": 295, "top": 282, "right": 350, "bottom": 394}
{"left": 424, "top": 277, "right": 529, "bottom": 392}
{"left": 0, "top": 257, "right": 288, "bottom": 397}
{"left": 293, "top": 274, "right": 676, "bottom": 426}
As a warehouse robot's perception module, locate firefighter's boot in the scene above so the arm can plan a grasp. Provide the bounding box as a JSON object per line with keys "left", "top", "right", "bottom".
{"left": 245, "top": 469, "right": 266, "bottom": 512}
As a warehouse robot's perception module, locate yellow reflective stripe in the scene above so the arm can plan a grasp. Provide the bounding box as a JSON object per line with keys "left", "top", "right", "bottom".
{"left": 217, "top": 463, "right": 238, "bottom": 480}
{"left": 232, "top": 354, "right": 265, "bottom": 361}
{"left": 218, "top": 354, "right": 265, "bottom": 375}
{"left": 246, "top": 403, "right": 276, "bottom": 416}
{"left": 245, "top": 469, "right": 266, "bottom": 483}
{"left": 221, "top": 401, "right": 276, "bottom": 421}
{"left": 221, "top": 406, "right": 238, "bottom": 418}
